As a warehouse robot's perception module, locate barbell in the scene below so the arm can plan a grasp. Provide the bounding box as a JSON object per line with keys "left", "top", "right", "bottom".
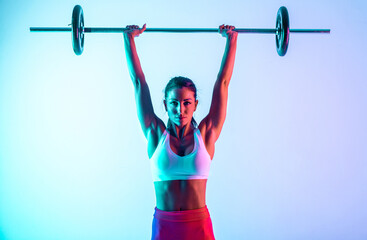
{"left": 30, "top": 5, "right": 330, "bottom": 56}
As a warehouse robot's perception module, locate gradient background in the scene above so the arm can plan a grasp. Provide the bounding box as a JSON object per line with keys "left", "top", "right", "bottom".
{"left": 1, "top": 0, "right": 366, "bottom": 239}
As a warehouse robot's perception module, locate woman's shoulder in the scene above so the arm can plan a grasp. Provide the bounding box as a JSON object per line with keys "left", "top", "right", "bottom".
{"left": 152, "top": 116, "right": 167, "bottom": 141}
{"left": 147, "top": 116, "right": 167, "bottom": 158}
{"left": 198, "top": 116, "right": 209, "bottom": 136}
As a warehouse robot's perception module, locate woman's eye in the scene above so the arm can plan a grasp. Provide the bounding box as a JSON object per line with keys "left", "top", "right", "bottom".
{"left": 184, "top": 102, "right": 191, "bottom": 105}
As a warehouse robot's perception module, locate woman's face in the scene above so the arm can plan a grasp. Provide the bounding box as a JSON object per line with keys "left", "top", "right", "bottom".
{"left": 164, "top": 87, "right": 198, "bottom": 128}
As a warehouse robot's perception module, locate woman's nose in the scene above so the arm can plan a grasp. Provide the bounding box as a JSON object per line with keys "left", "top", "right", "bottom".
{"left": 179, "top": 103, "right": 186, "bottom": 113}
{"left": 173, "top": 104, "right": 180, "bottom": 114}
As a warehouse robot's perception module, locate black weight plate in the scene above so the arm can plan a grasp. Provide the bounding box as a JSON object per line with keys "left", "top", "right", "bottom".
{"left": 72, "top": 5, "right": 84, "bottom": 55}
{"left": 276, "top": 6, "right": 290, "bottom": 56}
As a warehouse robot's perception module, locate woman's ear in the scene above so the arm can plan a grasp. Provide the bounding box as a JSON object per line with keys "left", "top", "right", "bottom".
{"left": 163, "top": 100, "right": 167, "bottom": 111}
{"left": 195, "top": 100, "right": 198, "bottom": 111}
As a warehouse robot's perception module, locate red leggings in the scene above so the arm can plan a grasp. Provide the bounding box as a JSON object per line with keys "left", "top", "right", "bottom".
{"left": 151, "top": 205, "right": 215, "bottom": 240}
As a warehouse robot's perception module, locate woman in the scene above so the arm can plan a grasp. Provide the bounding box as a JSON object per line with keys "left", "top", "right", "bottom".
{"left": 123, "top": 23, "right": 237, "bottom": 240}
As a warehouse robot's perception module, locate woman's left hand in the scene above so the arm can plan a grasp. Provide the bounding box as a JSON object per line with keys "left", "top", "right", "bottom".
{"left": 219, "top": 24, "right": 238, "bottom": 38}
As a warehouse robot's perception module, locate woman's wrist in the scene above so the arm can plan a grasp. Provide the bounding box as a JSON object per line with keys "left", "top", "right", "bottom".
{"left": 227, "top": 32, "right": 238, "bottom": 42}
{"left": 124, "top": 33, "right": 134, "bottom": 41}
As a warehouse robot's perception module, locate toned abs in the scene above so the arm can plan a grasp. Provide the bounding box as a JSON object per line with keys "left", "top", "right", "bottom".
{"left": 154, "top": 179, "right": 207, "bottom": 211}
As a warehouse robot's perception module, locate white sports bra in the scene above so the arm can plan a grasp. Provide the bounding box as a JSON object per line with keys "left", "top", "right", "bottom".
{"left": 149, "top": 128, "right": 212, "bottom": 182}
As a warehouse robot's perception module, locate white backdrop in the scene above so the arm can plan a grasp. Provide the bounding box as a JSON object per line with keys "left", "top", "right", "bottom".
{"left": 1, "top": 0, "right": 366, "bottom": 239}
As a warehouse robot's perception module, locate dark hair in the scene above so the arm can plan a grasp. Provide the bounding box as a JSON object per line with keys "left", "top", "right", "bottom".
{"left": 164, "top": 76, "right": 198, "bottom": 131}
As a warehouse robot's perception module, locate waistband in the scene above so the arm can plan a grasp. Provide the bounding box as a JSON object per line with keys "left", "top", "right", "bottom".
{"left": 154, "top": 205, "right": 210, "bottom": 222}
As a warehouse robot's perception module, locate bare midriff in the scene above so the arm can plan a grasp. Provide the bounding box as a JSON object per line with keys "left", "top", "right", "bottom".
{"left": 154, "top": 179, "right": 207, "bottom": 211}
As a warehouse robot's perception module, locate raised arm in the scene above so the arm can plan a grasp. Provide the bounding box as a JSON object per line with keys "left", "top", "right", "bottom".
{"left": 200, "top": 25, "right": 238, "bottom": 142}
{"left": 217, "top": 25, "right": 238, "bottom": 87}
{"left": 124, "top": 24, "right": 146, "bottom": 85}
{"left": 124, "top": 25, "right": 164, "bottom": 139}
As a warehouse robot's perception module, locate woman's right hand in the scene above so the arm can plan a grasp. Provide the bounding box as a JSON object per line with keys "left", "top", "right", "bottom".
{"left": 124, "top": 24, "right": 146, "bottom": 38}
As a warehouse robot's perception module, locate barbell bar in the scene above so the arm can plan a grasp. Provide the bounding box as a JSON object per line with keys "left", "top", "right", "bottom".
{"left": 30, "top": 5, "right": 330, "bottom": 56}
{"left": 29, "top": 27, "right": 331, "bottom": 33}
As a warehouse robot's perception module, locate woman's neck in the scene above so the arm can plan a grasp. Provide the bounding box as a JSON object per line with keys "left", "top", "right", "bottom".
{"left": 169, "top": 122, "right": 194, "bottom": 140}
